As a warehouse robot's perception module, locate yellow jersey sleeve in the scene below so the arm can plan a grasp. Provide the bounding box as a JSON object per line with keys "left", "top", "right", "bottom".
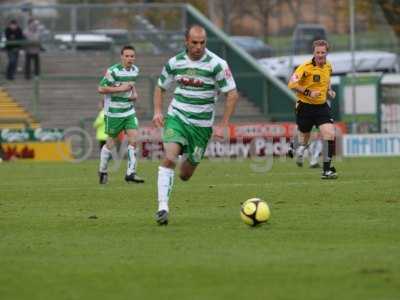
{"left": 287, "top": 63, "right": 307, "bottom": 90}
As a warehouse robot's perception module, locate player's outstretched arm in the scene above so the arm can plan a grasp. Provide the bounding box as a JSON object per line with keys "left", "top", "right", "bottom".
{"left": 220, "top": 89, "right": 239, "bottom": 126}
{"left": 214, "top": 89, "right": 238, "bottom": 139}
{"left": 152, "top": 86, "right": 165, "bottom": 128}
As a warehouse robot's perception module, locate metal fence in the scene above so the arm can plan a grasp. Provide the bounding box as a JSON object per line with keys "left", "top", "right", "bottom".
{"left": 0, "top": 3, "right": 186, "bottom": 54}
{"left": 1, "top": 1, "right": 399, "bottom": 56}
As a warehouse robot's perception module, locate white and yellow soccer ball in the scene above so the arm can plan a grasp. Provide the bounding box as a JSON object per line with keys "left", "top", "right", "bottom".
{"left": 240, "top": 198, "right": 271, "bottom": 226}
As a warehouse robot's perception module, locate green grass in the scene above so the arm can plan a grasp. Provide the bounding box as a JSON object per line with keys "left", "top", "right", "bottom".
{"left": 1, "top": 157, "right": 400, "bottom": 300}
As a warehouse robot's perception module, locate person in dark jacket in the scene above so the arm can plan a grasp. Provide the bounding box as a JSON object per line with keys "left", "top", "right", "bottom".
{"left": 4, "top": 19, "right": 24, "bottom": 80}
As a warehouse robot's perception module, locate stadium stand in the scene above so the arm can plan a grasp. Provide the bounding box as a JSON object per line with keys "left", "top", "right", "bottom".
{"left": 1, "top": 50, "right": 265, "bottom": 129}
{"left": 0, "top": 87, "right": 39, "bottom": 129}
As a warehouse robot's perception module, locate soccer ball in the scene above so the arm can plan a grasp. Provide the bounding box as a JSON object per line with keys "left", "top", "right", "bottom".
{"left": 240, "top": 198, "right": 271, "bottom": 226}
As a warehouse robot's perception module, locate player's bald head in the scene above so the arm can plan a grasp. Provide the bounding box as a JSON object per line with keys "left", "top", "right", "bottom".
{"left": 185, "top": 25, "right": 207, "bottom": 40}
{"left": 185, "top": 24, "right": 207, "bottom": 61}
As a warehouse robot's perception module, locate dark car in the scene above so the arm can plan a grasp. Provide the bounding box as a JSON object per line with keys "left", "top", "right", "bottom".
{"left": 292, "top": 24, "right": 327, "bottom": 54}
{"left": 230, "top": 36, "right": 274, "bottom": 58}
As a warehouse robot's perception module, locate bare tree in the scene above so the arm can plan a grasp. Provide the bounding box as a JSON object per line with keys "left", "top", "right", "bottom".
{"left": 229, "top": 0, "right": 280, "bottom": 39}
{"left": 252, "top": 0, "right": 279, "bottom": 39}
{"left": 283, "top": 0, "right": 302, "bottom": 25}
{"left": 377, "top": 0, "right": 400, "bottom": 39}
{"left": 207, "top": 0, "right": 236, "bottom": 34}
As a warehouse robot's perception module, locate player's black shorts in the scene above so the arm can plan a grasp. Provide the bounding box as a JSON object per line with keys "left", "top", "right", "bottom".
{"left": 295, "top": 101, "right": 333, "bottom": 133}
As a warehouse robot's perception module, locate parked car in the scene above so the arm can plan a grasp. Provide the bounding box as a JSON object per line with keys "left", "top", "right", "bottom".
{"left": 258, "top": 51, "right": 400, "bottom": 79}
{"left": 90, "top": 29, "right": 129, "bottom": 45}
{"left": 230, "top": 36, "right": 274, "bottom": 58}
{"left": 54, "top": 33, "right": 113, "bottom": 50}
{"left": 292, "top": 24, "right": 327, "bottom": 54}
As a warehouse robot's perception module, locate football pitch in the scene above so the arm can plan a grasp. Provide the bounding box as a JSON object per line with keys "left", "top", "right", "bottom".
{"left": 1, "top": 157, "right": 399, "bottom": 300}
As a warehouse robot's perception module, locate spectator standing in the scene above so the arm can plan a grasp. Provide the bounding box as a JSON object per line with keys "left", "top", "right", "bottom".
{"left": 24, "top": 18, "right": 41, "bottom": 80}
{"left": 4, "top": 19, "right": 24, "bottom": 80}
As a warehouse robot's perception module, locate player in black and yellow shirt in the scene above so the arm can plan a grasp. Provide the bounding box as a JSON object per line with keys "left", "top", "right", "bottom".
{"left": 288, "top": 40, "right": 337, "bottom": 179}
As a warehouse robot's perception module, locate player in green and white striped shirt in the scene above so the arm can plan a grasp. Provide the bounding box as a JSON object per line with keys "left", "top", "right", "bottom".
{"left": 152, "top": 25, "right": 239, "bottom": 225}
{"left": 97, "top": 45, "right": 144, "bottom": 184}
